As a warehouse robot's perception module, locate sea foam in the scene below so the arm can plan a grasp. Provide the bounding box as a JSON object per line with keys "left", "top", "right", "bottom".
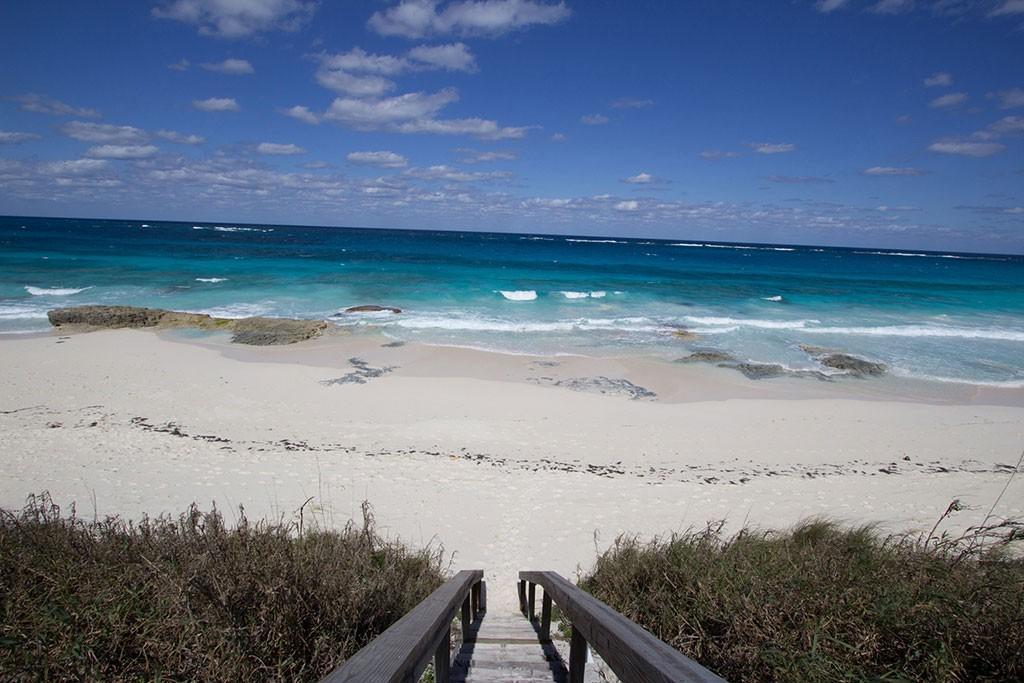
{"left": 24, "top": 286, "right": 90, "bottom": 296}
{"left": 499, "top": 290, "right": 538, "bottom": 301}
{"left": 195, "top": 277, "right": 228, "bottom": 283}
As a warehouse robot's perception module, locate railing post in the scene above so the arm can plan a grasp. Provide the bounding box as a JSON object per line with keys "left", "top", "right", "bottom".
{"left": 527, "top": 582, "right": 536, "bottom": 621}
{"left": 471, "top": 581, "right": 480, "bottom": 616}
{"left": 569, "top": 624, "right": 587, "bottom": 683}
{"left": 518, "top": 580, "right": 527, "bottom": 616}
{"left": 461, "top": 593, "right": 472, "bottom": 643}
{"left": 478, "top": 580, "right": 487, "bottom": 613}
{"left": 540, "top": 591, "right": 552, "bottom": 642}
{"left": 434, "top": 627, "right": 451, "bottom": 683}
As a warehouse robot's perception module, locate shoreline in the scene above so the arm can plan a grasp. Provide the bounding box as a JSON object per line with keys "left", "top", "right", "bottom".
{"left": 2, "top": 328, "right": 1022, "bottom": 608}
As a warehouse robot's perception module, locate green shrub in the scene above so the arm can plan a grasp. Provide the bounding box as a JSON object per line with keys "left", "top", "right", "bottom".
{"left": 581, "top": 519, "right": 1024, "bottom": 682}
{"left": 0, "top": 493, "right": 445, "bottom": 681}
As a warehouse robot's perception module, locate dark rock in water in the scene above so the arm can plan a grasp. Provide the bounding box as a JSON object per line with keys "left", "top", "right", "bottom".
{"left": 230, "top": 317, "right": 328, "bottom": 346}
{"left": 344, "top": 305, "right": 402, "bottom": 314}
{"left": 730, "top": 363, "right": 788, "bottom": 380}
{"left": 798, "top": 344, "right": 833, "bottom": 356}
{"left": 677, "top": 350, "right": 735, "bottom": 364}
{"left": 47, "top": 305, "right": 326, "bottom": 346}
{"left": 381, "top": 340, "right": 406, "bottom": 348}
{"left": 819, "top": 353, "right": 887, "bottom": 377}
{"left": 670, "top": 327, "right": 698, "bottom": 341}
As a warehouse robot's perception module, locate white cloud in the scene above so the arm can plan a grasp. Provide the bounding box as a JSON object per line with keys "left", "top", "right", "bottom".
{"left": 699, "top": 149, "right": 741, "bottom": 160}
{"left": 895, "top": 114, "right": 913, "bottom": 124}
{"left": 862, "top": 166, "right": 928, "bottom": 176}
{"left": 610, "top": 97, "right": 653, "bottom": 109}
{"left": 86, "top": 144, "right": 160, "bottom": 159}
{"left": 168, "top": 58, "right": 191, "bottom": 71}
{"left": 256, "top": 142, "right": 305, "bottom": 155}
{"left": 623, "top": 172, "right": 653, "bottom": 184}
{"left": 317, "top": 70, "right": 397, "bottom": 97}
{"left": 60, "top": 121, "right": 148, "bottom": 144}
{"left": 985, "top": 115, "right": 1024, "bottom": 135}
{"left": 284, "top": 105, "right": 320, "bottom": 124}
{"left": 923, "top": 72, "right": 953, "bottom": 87}
{"left": 614, "top": 200, "right": 639, "bottom": 211}
{"left": 0, "top": 131, "right": 41, "bottom": 144}
{"left": 201, "top": 58, "right": 254, "bottom": 75}
{"left": 550, "top": 132, "right": 566, "bottom": 141}
{"left": 11, "top": 93, "right": 99, "bottom": 118}
{"left": 152, "top": 0, "right": 317, "bottom": 38}
{"left": 457, "top": 149, "right": 517, "bottom": 163}
{"left": 369, "top": 0, "right": 571, "bottom": 39}
{"left": 928, "top": 139, "right": 1006, "bottom": 156}
{"left": 749, "top": 142, "right": 796, "bottom": 154}
{"left": 193, "top": 97, "right": 240, "bottom": 112}
{"left": 990, "top": 0, "right": 1024, "bottom": 16}
{"left": 990, "top": 87, "right": 1024, "bottom": 110}
{"left": 580, "top": 114, "right": 609, "bottom": 125}
{"left": 929, "top": 92, "right": 967, "bottom": 108}
{"left": 871, "top": 0, "right": 914, "bottom": 14}
{"left": 397, "top": 117, "right": 530, "bottom": 139}
{"left": 816, "top": 0, "right": 851, "bottom": 13}
{"left": 404, "top": 164, "right": 511, "bottom": 182}
{"left": 408, "top": 42, "right": 477, "bottom": 72}
{"left": 347, "top": 151, "right": 409, "bottom": 168}
{"left": 325, "top": 89, "right": 458, "bottom": 129}
{"left": 156, "top": 129, "right": 205, "bottom": 144}
{"left": 42, "top": 159, "right": 109, "bottom": 175}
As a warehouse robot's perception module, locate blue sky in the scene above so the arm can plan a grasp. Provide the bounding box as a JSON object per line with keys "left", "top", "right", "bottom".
{"left": 1, "top": 0, "right": 1022, "bottom": 252}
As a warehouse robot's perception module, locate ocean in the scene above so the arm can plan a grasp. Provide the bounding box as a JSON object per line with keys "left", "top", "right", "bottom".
{"left": 2, "top": 215, "right": 1023, "bottom": 387}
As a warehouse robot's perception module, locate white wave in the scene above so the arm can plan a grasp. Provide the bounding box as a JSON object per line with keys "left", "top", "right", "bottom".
{"left": 192, "top": 225, "right": 273, "bottom": 233}
{"left": 561, "top": 291, "right": 589, "bottom": 299}
{"left": 499, "top": 290, "right": 537, "bottom": 301}
{"left": 683, "top": 316, "right": 817, "bottom": 330}
{"left": 590, "top": 291, "right": 607, "bottom": 298}
{"left": 670, "top": 243, "right": 795, "bottom": 252}
{"left": 803, "top": 324, "right": 1024, "bottom": 342}
{"left": 670, "top": 242, "right": 705, "bottom": 248}
{"left": 0, "top": 304, "right": 49, "bottom": 320}
{"left": 521, "top": 236, "right": 555, "bottom": 241}
{"left": 195, "top": 277, "right": 228, "bottom": 283}
{"left": 889, "top": 367, "right": 1024, "bottom": 389}
{"left": 762, "top": 295, "right": 784, "bottom": 302}
{"left": 852, "top": 250, "right": 1006, "bottom": 262}
{"left": 565, "top": 238, "right": 624, "bottom": 244}
{"left": 25, "top": 286, "right": 91, "bottom": 296}
{"left": 368, "top": 315, "right": 665, "bottom": 334}
{"left": 140, "top": 223, "right": 150, "bottom": 227}
{"left": 192, "top": 303, "right": 273, "bottom": 319}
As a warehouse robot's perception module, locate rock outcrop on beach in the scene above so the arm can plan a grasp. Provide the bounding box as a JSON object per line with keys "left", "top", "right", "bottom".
{"left": 732, "top": 363, "right": 788, "bottom": 380}
{"left": 819, "top": 353, "right": 887, "bottom": 377}
{"left": 47, "top": 305, "right": 327, "bottom": 346}
{"left": 677, "top": 350, "right": 736, "bottom": 363}
{"left": 342, "top": 305, "right": 402, "bottom": 314}
{"left": 671, "top": 328, "right": 699, "bottom": 341}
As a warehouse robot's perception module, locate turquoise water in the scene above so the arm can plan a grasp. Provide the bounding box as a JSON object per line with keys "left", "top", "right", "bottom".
{"left": 2, "top": 215, "right": 1023, "bottom": 387}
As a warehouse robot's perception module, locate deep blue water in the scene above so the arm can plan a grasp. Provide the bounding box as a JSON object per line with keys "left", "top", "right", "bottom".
{"left": 2, "top": 215, "right": 1023, "bottom": 387}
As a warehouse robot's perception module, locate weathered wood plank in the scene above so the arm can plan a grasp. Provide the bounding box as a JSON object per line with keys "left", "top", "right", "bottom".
{"left": 519, "top": 571, "right": 727, "bottom": 683}
{"left": 320, "top": 569, "right": 483, "bottom": 683}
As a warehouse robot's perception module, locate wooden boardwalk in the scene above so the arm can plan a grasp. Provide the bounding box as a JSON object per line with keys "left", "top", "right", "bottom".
{"left": 452, "top": 612, "right": 568, "bottom": 683}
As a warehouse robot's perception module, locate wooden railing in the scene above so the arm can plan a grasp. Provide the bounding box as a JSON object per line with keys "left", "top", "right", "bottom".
{"left": 320, "top": 569, "right": 485, "bottom": 683}
{"left": 519, "top": 570, "right": 727, "bottom": 683}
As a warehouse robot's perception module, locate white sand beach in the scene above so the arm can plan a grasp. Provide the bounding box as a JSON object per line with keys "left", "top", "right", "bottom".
{"left": 2, "top": 328, "right": 1022, "bottom": 608}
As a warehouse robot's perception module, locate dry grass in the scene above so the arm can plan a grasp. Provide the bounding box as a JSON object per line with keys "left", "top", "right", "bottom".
{"left": 581, "top": 516, "right": 1024, "bottom": 682}
{"left": 0, "top": 493, "right": 445, "bottom": 681}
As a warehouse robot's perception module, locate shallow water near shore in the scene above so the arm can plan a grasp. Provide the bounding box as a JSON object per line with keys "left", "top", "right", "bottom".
{"left": 2, "top": 215, "right": 1023, "bottom": 387}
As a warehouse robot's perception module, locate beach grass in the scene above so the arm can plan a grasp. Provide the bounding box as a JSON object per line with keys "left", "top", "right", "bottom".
{"left": 0, "top": 493, "right": 445, "bottom": 681}
{"left": 580, "top": 516, "right": 1024, "bottom": 682}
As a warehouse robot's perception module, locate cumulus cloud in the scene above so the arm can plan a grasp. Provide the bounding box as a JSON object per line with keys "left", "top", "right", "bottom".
{"left": 193, "top": 97, "right": 239, "bottom": 112}
{"left": 368, "top": 0, "right": 571, "bottom": 39}
{"left": 86, "top": 144, "right": 160, "bottom": 159}
{"left": 750, "top": 142, "right": 796, "bottom": 154}
{"left": 861, "top": 166, "right": 929, "bottom": 176}
{"left": 924, "top": 71, "right": 953, "bottom": 87}
{"left": 990, "top": 0, "right": 1024, "bottom": 16}
{"left": 928, "top": 139, "right": 1006, "bottom": 156}
{"left": 699, "top": 149, "right": 741, "bottom": 160}
{"left": 201, "top": 58, "right": 254, "bottom": 75}
{"left": 11, "top": 93, "right": 99, "bottom": 118}
{"left": 929, "top": 92, "right": 967, "bottom": 108}
{"left": 60, "top": 121, "right": 148, "bottom": 144}
{"left": 42, "top": 159, "right": 109, "bottom": 175}
{"left": 816, "top": 0, "right": 851, "bottom": 12}
{"left": 156, "top": 129, "right": 204, "bottom": 144}
{"left": 256, "top": 142, "right": 305, "bottom": 155}
{"left": 347, "top": 151, "right": 409, "bottom": 168}
{"left": 550, "top": 132, "right": 566, "bottom": 141}
{"left": 610, "top": 97, "right": 653, "bottom": 109}
{"left": 580, "top": 114, "right": 609, "bottom": 125}
{"left": 404, "top": 164, "right": 511, "bottom": 182}
{"left": 614, "top": 200, "right": 639, "bottom": 211}
{"left": 317, "top": 70, "right": 397, "bottom": 97}
{"left": 152, "top": 0, "right": 317, "bottom": 38}
{"left": 985, "top": 115, "right": 1024, "bottom": 135}
{"left": 408, "top": 42, "right": 477, "bottom": 71}
{"left": 0, "top": 131, "right": 41, "bottom": 144}
{"left": 284, "top": 105, "right": 320, "bottom": 124}
{"left": 623, "top": 172, "right": 653, "bottom": 184}
{"left": 457, "top": 149, "right": 517, "bottom": 163}
{"left": 989, "top": 87, "right": 1024, "bottom": 110}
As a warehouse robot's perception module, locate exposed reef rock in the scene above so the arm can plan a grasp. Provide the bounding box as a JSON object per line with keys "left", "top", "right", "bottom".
{"left": 47, "top": 305, "right": 326, "bottom": 346}
{"left": 342, "top": 305, "right": 402, "bottom": 314}
{"left": 819, "top": 353, "right": 887, "bottom": 377}
{"left": 677, "top": 350, "right": 736, "bottom": 364}
{"left": 670, "top": 327, "right": 699, "bottom": 341}
{"left": 731, "top": 363, "right": 789, "bottom": 380}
